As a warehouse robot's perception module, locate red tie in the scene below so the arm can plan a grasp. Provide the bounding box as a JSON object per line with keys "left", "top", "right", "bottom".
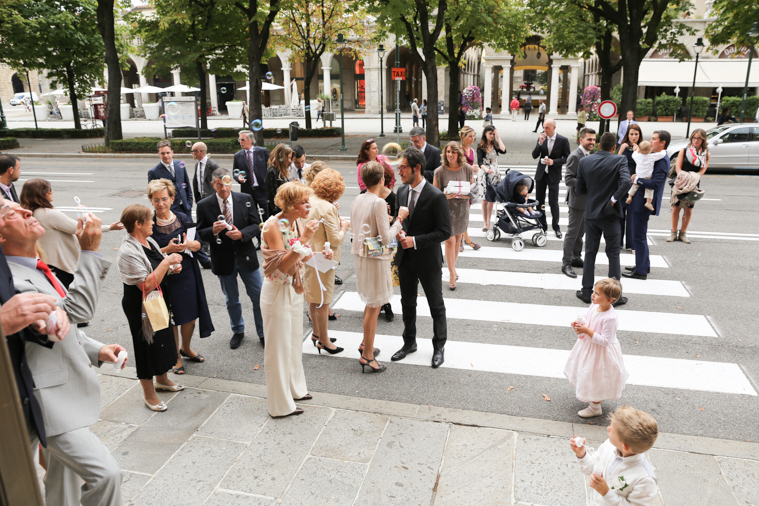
{"left": 36, "top": 259, "right": 66, "bottom": 297}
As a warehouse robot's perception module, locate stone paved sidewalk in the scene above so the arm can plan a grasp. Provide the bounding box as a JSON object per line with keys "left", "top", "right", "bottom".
{"left": 37, "top": 366, "right": 759, "bottom": 506}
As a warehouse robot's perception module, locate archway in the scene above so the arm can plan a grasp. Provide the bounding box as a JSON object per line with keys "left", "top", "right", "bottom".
{"left": 11, "top": 73, "right": 24, "bottom": 93}
{"left": 511, "top": 37, "right": 550, "bottom": 112}
{"left": 122, "top": 59, "right": 139, "bottom": 107}
{"left": 384, "top": 47, "right": 423, "bottom": 112}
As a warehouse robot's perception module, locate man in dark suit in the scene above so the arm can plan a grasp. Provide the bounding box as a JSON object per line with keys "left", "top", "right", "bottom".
{"left": 623, "top": 130, "right": 670, "bottom": 281}
{"left": 0, "top": 153, "right": 21, "bottom": 202}
{"left": 531, "top": 118, "right": 571, "bottom": 238}
{"left": 391, "top": 147, "right": 452, "bottom": 368}
{"left": 233, "top": 130, "right": 270, "bottom": 222}
{"left": 190, "top": 142, "right": 216, "bottom": 269}
{"left": 409, "top": 126, "right": 442, "bottom": 183}
{"left": 197, "top": 168, "right": 264, "bottom": 349}
{"left": 562, "top": 128, "right": 596, "bottom": 278}
{"left": 575, "top": 132, "right": 632, "bottom": 306}
{"left": 147, "top": 140, "right": 193, "bottom": 215}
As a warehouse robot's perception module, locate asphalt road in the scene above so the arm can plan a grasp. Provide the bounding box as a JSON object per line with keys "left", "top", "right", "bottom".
{"left": 16, "top": 155, "right": 759, "bottom": 442}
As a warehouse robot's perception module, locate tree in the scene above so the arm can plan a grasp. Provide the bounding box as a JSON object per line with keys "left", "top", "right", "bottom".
{"left": 97, "top": 0, "right": 126, "bottom": 145}
{"left": 436, "top": 0, "right": 530, "bottom": 136}
{"left": 275, "top": 0, "right": 370, "bottom": 129}
{"left": 0, "top": 0, "right": 106, "bottom": 129}
{"left": 705, "top": 0, "right": 759, "bottom": 50}
{"left": 234, "top": 0, "right": 283, "bottom": 145}
{"left": 127, "top": 0, "right": 248, "bottom": 129}
{"left": 369, "top": 0, "right": 447, "bottom": 146}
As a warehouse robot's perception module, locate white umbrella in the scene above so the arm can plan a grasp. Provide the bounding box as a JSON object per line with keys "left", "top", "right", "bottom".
{"left": 238, "top": 82, "right": 285, "bottom": 91}
{"left": 41, "top": 89, "right": 68, "bottom": 96}
{"left": 120, "top": 87, "right": 138, "bottom": 94}
{"left": 133, "top": 85, "right": 167, "bottom": 93}
{"left": 164, "top": 84, "right": 201, "bottom": 92}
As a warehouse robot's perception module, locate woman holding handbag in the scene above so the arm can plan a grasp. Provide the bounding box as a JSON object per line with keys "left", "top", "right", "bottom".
{"left": 459, "top": 126, "right": 481, "bottom": 251}
{"left": 117, "top": 204, "right": 185, "bottom": 412}
{"left": 477, "top": 125, "right": 507, "bottom": 232}
{"left": 351, "top": 162, "right": 408, "bottom": 373}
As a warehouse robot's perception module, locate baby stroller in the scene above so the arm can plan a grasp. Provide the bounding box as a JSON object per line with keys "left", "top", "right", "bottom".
{"left": 484, "top": 170, "right": 547, "bottom": 251}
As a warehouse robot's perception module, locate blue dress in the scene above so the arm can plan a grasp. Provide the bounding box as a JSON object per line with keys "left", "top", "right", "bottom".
{"left": 151, "top": 212, "right": 214, "bottom": 337}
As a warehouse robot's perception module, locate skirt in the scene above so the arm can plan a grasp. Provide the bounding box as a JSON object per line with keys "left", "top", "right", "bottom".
{"left": 355, "top": 256, "right": 393, "bottom": 308}
{"left": 563, "top": 338, "right": 629, "bottom": 403}
{"left": 303, "top": 266, "right": 335, "bottom": 305}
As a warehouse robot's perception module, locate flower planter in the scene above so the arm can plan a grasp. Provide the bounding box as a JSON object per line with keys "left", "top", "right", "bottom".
{"left": 690, "top": 117, "right": 704, "bottom": 123}
{"left": 59, "top": 104, "right": 74, "bottom": 121}
{"left": 33, "top": 104, "right": 49, "bottom": 120}
{"left": 120, "top": 103, "right": 131, "bottom": 119}
{"left": 143, "top": 103, "right": 160, "bottom": 120}
{"left": 656, "top": 116, "right": 673, "bottom": 122}
{"left": 226, "top": 101, "right": 244, "bottom": 119}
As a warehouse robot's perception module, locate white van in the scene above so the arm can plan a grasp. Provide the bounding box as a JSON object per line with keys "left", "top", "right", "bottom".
{"left": 9, "top": 92, "right": 38, "bottom": 106}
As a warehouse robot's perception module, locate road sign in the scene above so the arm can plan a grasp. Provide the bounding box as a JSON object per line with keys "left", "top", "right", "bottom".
{"left": 391, "top": 68, "right": 406, "bottom": 81}
{"left": 598, "top": 100, "right": 617, "bottom": 119}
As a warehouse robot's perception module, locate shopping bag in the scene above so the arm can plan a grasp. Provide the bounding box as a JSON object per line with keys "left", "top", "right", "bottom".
{"left": 142, "top": 273, "right": 169, "bottom": 332}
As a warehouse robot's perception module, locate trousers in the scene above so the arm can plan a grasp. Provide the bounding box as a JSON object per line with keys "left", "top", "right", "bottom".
{"left": 399, "top": 254, "right": 447, "bottom": 350}
{"left": 563, "top": 207, "right": 585, "bottom": 266}
{"left": 581, "top": 217, "right": 622, "bottom": 296}
{"left": 535, "top": 176, "right": 561, "bottom": 232}
{"left": 218, "top": 265, "right": 264, "bottom": 337}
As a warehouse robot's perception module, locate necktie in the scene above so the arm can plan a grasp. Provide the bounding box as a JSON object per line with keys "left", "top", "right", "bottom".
{"left": 223, "top": 199, "right": 232, "bottom": 226}
{"left": 246, "top": 150, "right": 258, "bottom": 187}
{"left": 36, "top": 259, "right": 66, "bottom": 298}
{"left": 197, "top": 161, "right": 203, "bottom": 194}
{"left": 548, "top": 137, "right": 554, "bottom": 155}
{"left": 408, "top": 188, "right": 416, "bottom": 217}
{"left": 166, "top": 163, "right": 174, "bottom": 177}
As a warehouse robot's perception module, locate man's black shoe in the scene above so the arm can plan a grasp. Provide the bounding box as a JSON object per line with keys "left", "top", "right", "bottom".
{"left": 334, "top": 275, "right": 343, "bottom": 285}
{"left": 576, "top": 290, "right": 591, "bottom": 304}
{"left": 571, "top": 259, "right": 584, "bottom": 268}
{"left": 624, "top": 266, "right": 636, "bottom": 272}
{"left": 554, "top": 229, "right": 563, "bottom": 239}
{"left": 562, "top": 265, "right": 577, "bottom": 278}
{"left": 622, "top": 271, "right": 647, "bottom": 280}
{"left": 431, "top": 348, "right": 445, "bottom": 368}
{"left": 613, "top": 296, "right": 628, "bottom": 307}
{"left": 391, "top": 344, "right": 417, "bottom": 361}
{"left": 230, "top": 333, "right": 244, "bottom": 349}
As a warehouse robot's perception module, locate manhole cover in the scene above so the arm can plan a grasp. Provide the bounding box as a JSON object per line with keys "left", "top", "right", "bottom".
{"left": 111, "top": 190, "right": 146, "bottom": 198}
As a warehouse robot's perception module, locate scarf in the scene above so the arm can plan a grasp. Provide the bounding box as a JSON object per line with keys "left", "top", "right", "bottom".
{"left": 685, "top": 146, "right": 707, "bottom": 168}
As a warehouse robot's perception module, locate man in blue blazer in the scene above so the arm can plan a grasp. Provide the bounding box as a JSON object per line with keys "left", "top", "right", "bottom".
{"left": 623, "top": 130, "right": 671, "bottom": 281}
{"left": 148, "top": 140, "right": 193, "bottom": 215}
{"left": 233, "top": 130, "right": 270, "bottom": 222}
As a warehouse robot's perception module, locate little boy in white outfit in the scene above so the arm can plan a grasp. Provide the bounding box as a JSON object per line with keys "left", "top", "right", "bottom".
{"left": 625, "top": 140, "right": 667, "bottom": 211}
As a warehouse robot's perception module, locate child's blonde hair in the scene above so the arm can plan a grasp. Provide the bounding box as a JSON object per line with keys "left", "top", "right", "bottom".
{"left": 638, "top": 140, "right": 652, "bottom": 155}
{"left": 610, "top": 405, "right": 658, "bottom": 454}
{"left": 594, "top": 278, "right": 622, "bottom": 303}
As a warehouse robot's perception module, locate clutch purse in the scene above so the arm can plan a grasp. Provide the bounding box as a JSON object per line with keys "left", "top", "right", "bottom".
{"left": 361, "top": 237, "right": 397, "bottom": 257}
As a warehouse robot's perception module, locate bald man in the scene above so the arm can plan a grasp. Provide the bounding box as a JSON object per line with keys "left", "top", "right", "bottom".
{"left": 532, "top": 118, "right": 571, "bottom": 238}
{"left": 191, "top": 142, "right": 216, "bottom": 269}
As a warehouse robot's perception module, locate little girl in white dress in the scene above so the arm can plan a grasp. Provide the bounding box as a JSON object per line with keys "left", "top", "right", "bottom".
{"left": 564, "top": 278, "right": 629, "bottom": 418}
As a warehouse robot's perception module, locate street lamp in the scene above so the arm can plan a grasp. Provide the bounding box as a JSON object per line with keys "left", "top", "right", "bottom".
{"left": 686, "top": 37, "right": 705, "bottom": 138}
{"left": 23, "top": 62, "right": 39, "bottom": 130}
{"left": 377, "top": 44, "right": 386, "bottom": 137}
{"left": 673, "top": 86, "right": 680, "bottom": 122}
{"left": 393, "top": 32, "right": 402, "bottom": 136}
{"left": 336, "top": 33, "right": 347, "bottom": 151}
{"left": 739, "top": 22, "right": 759, "bottom": 123}
{"left": 715, "top": 86, "right": 723, "bottom": 121}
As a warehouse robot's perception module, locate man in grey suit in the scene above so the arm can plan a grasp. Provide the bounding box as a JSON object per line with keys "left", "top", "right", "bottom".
{"left": 562, "top": 128, "right": 596, "bottom": 278}
{"left": 0, "top": 204, "right": 126, "bottom": 506}
{"left": 575, "top": 132, "right": 632, "bottom": 307}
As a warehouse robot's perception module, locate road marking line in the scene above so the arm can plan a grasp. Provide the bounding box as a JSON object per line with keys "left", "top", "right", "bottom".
{"left": 304, "top": 331, "right": 754, "bottom": 396}
{"left": 465, "top": 228, "right": 655, "bottom": 246}
{"left": 55, "top": 206, "right": 113, "bottom": 211}
{"left": 18, "top": 179, "right": 94, "bottom": 183}
{"left": 452, "top": 245, "right": 670, "bottom": 268}
{"left": 334, "top": 292, "right": 715, "bottom": 337}
{"left": 22, "top": 172, "right": 95, "bottom": 176}
{"left": 441, "top": 268, "right": 689, "bottom": 297}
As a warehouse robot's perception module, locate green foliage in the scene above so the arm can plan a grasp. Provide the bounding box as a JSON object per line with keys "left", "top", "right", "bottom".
{"left": 611, "top": 84, "right": 623, "bottom": 107}
{"left": 4, "top": 128, "right": 104, "bottom": 138}
{"left": 654, "top": 94, "right": 682, "bottom": 116}
{"left": 706, "top": 0, "right": 759, "bottom": 50}
{"left": 171, "top": 127, "right": 343, "bottom": 138}
{"left": 0, "top": 138, "right": 20, "bottom": 150}
{"left": 720, "top": 96, "right": 759, "bottom": 119}
{"left": 684, "top": 96, "right": 709, "bottom": 118}
{"left": 636, "top": 98, "right": 653, "bottom": 117}
{"left": 84, "top": 137, "right": 276, "bottom": 154}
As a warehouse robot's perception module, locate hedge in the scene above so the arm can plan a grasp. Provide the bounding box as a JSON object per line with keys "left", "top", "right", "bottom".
{"left": 0, "top": 137, "right": 20, "bottom": 150}
{"left": 636, "top": 99, "right": 653, "bottom": 117}
{"left": 720, "top": 96, "right": 759, "bottom": 120}
{"left": 683, "top": 96, "right": 709, "bottom": 118}
{"left": 171, "top": 127, "right": 343, "bottom": 139}
{"left": 82, "top": 137, "right": 276, "bottom": 154}
{"left": 653, "top": 95, "right": 682, "bottom": 116}
{"left": 3, "top": 127, "right": 104, "bottom": 138}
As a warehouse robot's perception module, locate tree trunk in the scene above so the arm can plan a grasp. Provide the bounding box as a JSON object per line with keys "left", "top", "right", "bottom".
{"left": 65, "top": 64, "right": 81, "bottom": 130}
{"left": 447, "top": 61, "right": 460, "bottom": 138}
{"left": 96, "top": 0, "right": 122, "bottom": 145}
{"left": 196, "top": 58, "right": 208, "bottom": 129}
{"left": 595, "top": 27, "right": 620, "bottom": 135}
{"left": 247, "top": 48, "right": 264, "bottom": 145}
{"left": 619, "top": 47, "right": 642, "bottom": 119}
{"left": 422, "top": 58, "right": 439, "bottom": 146}
{"left": 303, "top": 55, "right": 314, "bottom": 130}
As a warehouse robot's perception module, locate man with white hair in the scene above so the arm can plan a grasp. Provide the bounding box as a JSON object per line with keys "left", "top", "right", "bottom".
{"left": 532, "top": 118, "right": 571, "bottom": 238}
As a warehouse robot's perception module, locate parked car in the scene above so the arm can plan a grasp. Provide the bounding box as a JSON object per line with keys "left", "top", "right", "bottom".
{"left": 9, "top": 92, "right": 38, "bottom": 106}
{"left": 667, "top": 124, "right": 759, "bottom": 171}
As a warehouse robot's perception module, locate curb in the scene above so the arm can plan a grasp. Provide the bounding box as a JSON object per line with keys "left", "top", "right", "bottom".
{"left": 98, "top": 366, "right": 759, "bottom": 461}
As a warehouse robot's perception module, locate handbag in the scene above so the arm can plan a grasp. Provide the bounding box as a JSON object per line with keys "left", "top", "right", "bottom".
{"left": 360, "top": 202, "right": 397, "bottom": 258}
{"left": 142, "top": 272, "right": 170, "bottom": 333}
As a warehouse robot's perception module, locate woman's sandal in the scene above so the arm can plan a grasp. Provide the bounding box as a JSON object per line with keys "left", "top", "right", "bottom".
{"left": 179, "top": 350, "right": 204, "bottom": 363}
{"left": 357, "top": 344, "right": 380, "bottom": 358}
{"left": 172, "top": 366, "right": 186, "bottom": 375}
{"left": 359, "top": 356, "right": 387, "bottom": 374}
{"left": 328, "top": 313, "right": 339, "bottom": 321}
{"left": 465, "top": 241, "right": 481, "bottom": 250}
{"left": 449, "top": 283, "right": 456, "bottom": 291}
{"left": 311, "top": 335, "right": 337, "bottom": 347}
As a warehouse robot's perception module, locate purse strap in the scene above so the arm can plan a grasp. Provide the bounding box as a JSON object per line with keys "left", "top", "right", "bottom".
{"left": 142, "top": 271, "right": 163, "bottom": 302}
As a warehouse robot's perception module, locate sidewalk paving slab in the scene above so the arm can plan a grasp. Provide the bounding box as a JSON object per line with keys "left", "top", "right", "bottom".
{"left": 715, "top": 457, "right": 759, "bottom": 506}
{"left": 279, "top": 456, "right": 367, "bottom": 506}
{"left": 650, "top": 449, "right": 739, "bottom": 505}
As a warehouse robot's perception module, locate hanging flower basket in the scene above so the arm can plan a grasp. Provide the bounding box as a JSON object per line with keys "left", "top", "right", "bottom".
{"left": 462, "top": 86, "right": 482, "bottom": 119}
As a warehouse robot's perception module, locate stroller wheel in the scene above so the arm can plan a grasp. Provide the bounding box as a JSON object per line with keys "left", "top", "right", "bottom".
{"left": 494, "top": 228, "right": 501, "bottom": 240}
{"left": 533, "top": 234, "right": 547, "bottom": 247}
{"left": 486, "top": 229, "right": 497, "bottom": 242}
{"left": 512, "top": 238, "right": 525, "bottom": 251}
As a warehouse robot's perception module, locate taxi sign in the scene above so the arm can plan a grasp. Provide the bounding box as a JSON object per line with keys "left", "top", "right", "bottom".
{"left": 391, "top": 68, "right": 406, "bottom": 81}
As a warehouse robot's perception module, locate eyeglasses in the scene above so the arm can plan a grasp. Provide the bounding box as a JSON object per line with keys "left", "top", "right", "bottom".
{"left": 46, "top": 189, "right": 54, "bottom": 194}
{"left": 191, "top": 149, "right": 205, "bottom": 153}
{"left": 0, "top": 205, "right": 9, "bottom": 217}
{"left": 151, "top": 197, "right": 171, "bottom": 204}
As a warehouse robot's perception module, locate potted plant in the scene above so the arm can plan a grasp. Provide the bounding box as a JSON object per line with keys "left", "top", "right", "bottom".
{"left": 653, "top": 94, "right": 681, "bottom": 122}
{"left": 33, "top": 101, "right": 49, "bottom": 120}
{"left": 59, "top": 102, "right": 74, "bottom": 121}
{"left": 143, "top": 102, "right": 160, "bottom": 120}
{"left": 120, "top": 102, "right": 131, "bottom": 119}
{"left": 226, "top": 100, "right": 244, "bottom": 119}
{"left": 635, "top": 98, "right": 653, "bottom": 121}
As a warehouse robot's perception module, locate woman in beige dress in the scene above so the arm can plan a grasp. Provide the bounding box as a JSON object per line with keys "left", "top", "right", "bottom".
{"left": 434, "top": 142, "right": 474, "bottom": 291}
{"left": 305, "top": 168, "right": 350, "bottom": 353}
{"left": 261, "top": 182, "right": 332, "bottom": 417}
{"left": 350, "top": 162, "right": 409, "bottom": 373}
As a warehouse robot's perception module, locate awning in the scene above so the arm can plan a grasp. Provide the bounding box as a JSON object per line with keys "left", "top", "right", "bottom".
{"left": 637, "top": 59, "right": 759, "bottom": 87}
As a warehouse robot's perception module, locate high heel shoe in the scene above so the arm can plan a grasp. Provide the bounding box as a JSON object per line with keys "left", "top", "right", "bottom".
{"left": 311, "top": 335, "right": 336, "bottom": 347}
{"left": 359, "top": 355, "right": 387, "bottom": 373}
{"left": 317, "top": 342, "right": 344, "bottom": 355}
{"left": 357, "top": 344, "right": 380, "bottom": 358}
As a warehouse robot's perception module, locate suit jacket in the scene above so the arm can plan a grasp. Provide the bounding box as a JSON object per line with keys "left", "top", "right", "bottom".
{"left": 196, "top": 191, "right": 261, "bottom": 276}
{"left": 630, "top": 153, "right": 669, "bottom": 216}
{"left": 192, "top": 158, "right": 219, "bottom": 203}
{"left": 576, "top": 151, "right": 631, "bottom": 221}
{"left": 394, "top": 181, "right": 451, "bottom": 268}
{"left": 148, "top": 160, "right": 193, "bottom": 214}
{"left": 422, "top": 144, "right": 442, "bottom": 183}
{"left": 9, "top": 252, "right": 110, "bottom": 438}
{"left": 232, "top": 147, "right": 270, "bottom": 218}
{"left": 564, "top": 147, "right": 589, "bottom": 210}
{"left": 532, "top": 134, "right": 571, "bottom": 184}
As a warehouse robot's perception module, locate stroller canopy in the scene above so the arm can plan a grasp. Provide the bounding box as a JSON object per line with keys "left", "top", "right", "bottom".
{"left": 495, "top": 170, "right": 534, "bottom": 202}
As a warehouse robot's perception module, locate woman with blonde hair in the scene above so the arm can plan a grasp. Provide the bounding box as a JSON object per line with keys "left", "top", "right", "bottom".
{"left": 434, "top": 142, "right": 475, "bottom": 291}
{"left": 669, "top": 128, "right": 710, "bottom": 244}
{"left": 305, "top": 169, "right": 350, "bottom": 352}
{"left": 261, "top": 182, "right": 333, "bottom": 417}
{"left": 303, "top": 160, "right": 328, "bottom": 187}
{"left": 458, "top": 126, "right": 481, "bottom": 251}
{"left": 265, "top": 143, "right": 294, "bottom": 215}
{"left": 351, "top": 162, "right": 408, "bottom": 373}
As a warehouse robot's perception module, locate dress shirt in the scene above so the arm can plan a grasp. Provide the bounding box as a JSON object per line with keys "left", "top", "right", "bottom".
{"left": 216, "top": 193, "right": 233, "bottom": 223}
{"left": 0, "top": 182, "right": 14, "bottom": 201}
{"left": 579, "top": 145, "right": 590, "bottom": 156}
{"left": 197, "top": 156, "right": 208, "bottom": 193}
{"left": 407, "top": 178, "right": 427, "bottom": 250}
{"left": 547, "top": 134, "right": 557, "bottom": 155}
{"left": 164, "top": 162, "right": 175, "bottom": 177}
{"left": 288, "top": 161, "right": 310, "bottom": 182}
{"left": 418, "top": 141, "right": 428, "bottom": 153}
{"left": 6, "top": 251, "right": 103, "bottom": 275}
